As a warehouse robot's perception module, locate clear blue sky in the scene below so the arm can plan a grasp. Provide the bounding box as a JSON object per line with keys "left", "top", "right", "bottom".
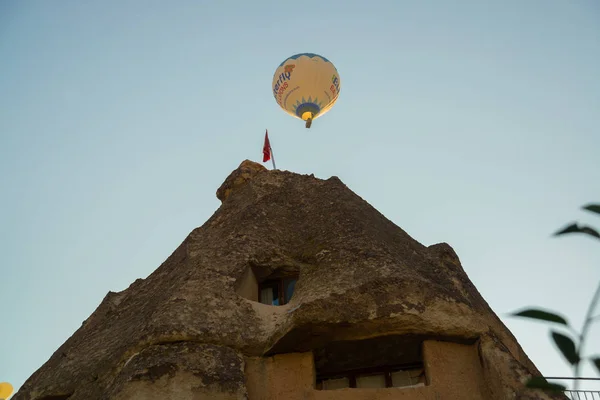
{"left": 1, "top": 0, "right": 599, "bottom": 394}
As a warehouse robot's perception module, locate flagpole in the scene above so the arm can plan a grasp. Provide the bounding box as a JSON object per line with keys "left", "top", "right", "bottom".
{"left": 270, "top": 144, "right": 277, "bottom": 170}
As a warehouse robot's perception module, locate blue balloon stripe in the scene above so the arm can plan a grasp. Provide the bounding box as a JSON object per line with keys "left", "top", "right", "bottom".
{"left": 278, "top": 53, "right": 331, "bottom": 67}
{"left": 295, "top": 102, "right": 321, "bottom": 118}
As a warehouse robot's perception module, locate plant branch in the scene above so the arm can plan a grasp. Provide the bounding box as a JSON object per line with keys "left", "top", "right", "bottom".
{"left": 574, "top": 280, "right": 600, "bottom": 390}
{"left": 566, "top": 325, "right": 581, "bottom": 338}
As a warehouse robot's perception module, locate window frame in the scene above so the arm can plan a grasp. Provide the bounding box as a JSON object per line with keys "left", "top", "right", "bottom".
{"left": 258, "top": 276, "right": 298, "bottom": 306}
{"left": 316, "top": 362, "right": 425, "bottom": 390}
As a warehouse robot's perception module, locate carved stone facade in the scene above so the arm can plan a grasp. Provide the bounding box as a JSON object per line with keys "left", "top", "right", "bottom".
{"left": 14, "top": 161, "right": 564, "bottom": 399}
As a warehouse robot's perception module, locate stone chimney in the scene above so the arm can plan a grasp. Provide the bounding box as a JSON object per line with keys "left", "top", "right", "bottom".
{"left": 14, "top": 161, "right": 564, "bottom": 400}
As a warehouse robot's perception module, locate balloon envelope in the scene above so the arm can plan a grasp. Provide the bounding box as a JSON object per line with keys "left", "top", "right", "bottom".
{"left": 272, "top": 53, "right": 340, "bottom": 128}
{"left": 0, "top": 382, "right": 13, "bottom": 399}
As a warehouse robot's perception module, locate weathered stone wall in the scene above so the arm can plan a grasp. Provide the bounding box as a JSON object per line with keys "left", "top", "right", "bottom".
{"left": 110, "top": 343, "right": 247, "bottom": 400}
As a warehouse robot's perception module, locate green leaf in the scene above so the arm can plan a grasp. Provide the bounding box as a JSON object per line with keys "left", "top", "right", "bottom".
{"left": 593, "top": 357, "right": 600, "bottom": 374}
{"left": 551, "top": 331, "right": 580, "bottom": 365}
{"left": 583, "top": 204, "right": 600, "bottom": 216}
{"left": 525, "top": 377, "right": 566, "bottom": 392}
{"left": 512, "top": 309, "right": 569, "bottom": 326}
{"left": 554, "top": 223, "right": 600, "bottom": 240}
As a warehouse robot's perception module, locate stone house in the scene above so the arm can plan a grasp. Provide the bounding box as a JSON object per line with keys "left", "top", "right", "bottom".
{"left": 13, "top": 161, "right": 565, "bottom": 400}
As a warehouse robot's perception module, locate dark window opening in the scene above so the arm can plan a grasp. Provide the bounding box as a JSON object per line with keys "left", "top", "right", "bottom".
{"left": 313, "top": 335, "right": 428, "bottom": 391}
{"left": 259, "top": 277, "right": 297, "bottom": 306}
{"left": 316, "top": 363, "right": 425, "bottom": 390}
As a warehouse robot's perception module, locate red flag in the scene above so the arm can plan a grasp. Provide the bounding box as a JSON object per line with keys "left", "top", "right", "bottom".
{"left": 262, "top": 130, "right": 271, "bottom": 162}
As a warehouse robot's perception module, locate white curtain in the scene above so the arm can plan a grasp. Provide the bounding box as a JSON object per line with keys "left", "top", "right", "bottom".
{"left": 260, "top": 288, "right": 273, "bottom": 305}
{"left": 391, "top": 369, "right": 425, "bottom": 388}
{"left": 356, "top": 374, "right": 386, "bottom": 388}
{"left": 322, "top": 377, "right": 349, "bottom": 390}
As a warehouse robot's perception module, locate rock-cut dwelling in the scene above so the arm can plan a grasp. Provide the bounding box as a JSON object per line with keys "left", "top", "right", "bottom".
{"left": 13, "top": 160, "right": 566, "bottom": 400}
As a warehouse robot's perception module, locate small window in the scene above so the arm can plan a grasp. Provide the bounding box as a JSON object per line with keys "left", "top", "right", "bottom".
{"left": 316, "top": 365, "right": 425, "bottom": 390}
{"left": 258, "top": 277, "right": 297, "bottom": 306}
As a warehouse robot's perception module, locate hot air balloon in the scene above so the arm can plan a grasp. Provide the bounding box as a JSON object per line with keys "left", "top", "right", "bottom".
{"left": 0, "top": 382, "right": 13, "bottom": 400}
{"left": 272, "top": 53, "right": 341, "bottom": 128}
